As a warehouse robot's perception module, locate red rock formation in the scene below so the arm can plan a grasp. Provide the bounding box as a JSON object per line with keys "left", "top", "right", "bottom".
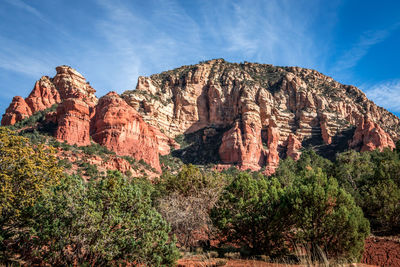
{"left": 1, "top": 96, "right": 32, "bottom": 126}
{"left": 264, "top": 121, "right": 280, "bottom": 175}
{"left": 219, "top": 121, "right": 265, "bottom": 171}
{"left": 52, "top": 66, "right": 97, "bottom": 106}
{"left": 152, "top": 127, "right": 180, "bottom": 155}
{"left": 55, "top": 97, "right": 91, "bottom": 146}
{"left": 3, "top": 61, "right": 399, "bottom": 176}
{"left": 124, "top": 60, "right": 400, "bottom": 173}
{"left": 320, "top": 113, "right": 332, "bottom": 145}
{"left": 91, "top": 92, "right": 162, "bottom": 172}
{"left": 349, "top": 117, "right": 395, "bottom": 152}
{"left": 287, "top": 134, "right": 302, "bottom": 160}
{"left": 25, "top": 76, "right": 61, "bottom": 113}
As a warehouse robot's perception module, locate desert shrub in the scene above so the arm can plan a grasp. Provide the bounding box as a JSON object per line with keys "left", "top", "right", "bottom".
{"left": 285, "top": 168, "right": 370, "bottom": 261}
{"left": 362, "top": 179, "right": 400, "bottom": 233}
{"left": 78, "top": 162, "right": 99, "bottom": 178}
{"left": 13, "top": 171, "right": 179, "bottom": 266}
{"left": 0, "top": 127, "right": 62, "bottom": 263}
{"left": 156, "top": 164, "right": 226, "bottom": 197}
{"left": 211, "top": 172, "right": 289, "bottom": 257}
{"left": 334, "top": 149, "right": 400, "bottom": 234}
{"left": 159, "top": 154, "right": 184, "bottom": 172}
{"left": 58, "top": 158, "right": 73, "bottom": 169}
{"left": 79, "top": 143, "right": 115, "bottom": 156}
{"left": 334, "top": 150, "right": 374, "bottom": 204}
{"left": 211, "top": 168, "right": 370, "bottom": 261}
{"left": 273, "top": 149, "right": 333, "bottom": 186}
{"left": 155, "top": 164, "right": 227, "bottom": 248}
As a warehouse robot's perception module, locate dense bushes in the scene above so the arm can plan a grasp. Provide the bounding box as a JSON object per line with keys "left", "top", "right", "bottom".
{"left": 274, "top": 147, "right": 400, "bottom": 236}
{"left": 285, "top": 169, "right": 369, "bottom": 260}
{"left": 21, "top": 172, "right": 179, "bottom": 266}
{"left": 2, "top": 171, "right": 179, "bottom": 266}
{"left": 211, "top": 169, "right": 370, "bottom": 260}
{"left": 3, "top": 122, "right": 400, "bottom": 263}
{"left": 0, "top": 128, "right": 179, "bottom": 265}
{"left": 211, "top": 172, "right": 289, "bottom": 256}
{"left": 333, "top": 149, "right": 400, "bottom": 234}
{"left": 0, "top": 128, "right": 62, "bottom": 263}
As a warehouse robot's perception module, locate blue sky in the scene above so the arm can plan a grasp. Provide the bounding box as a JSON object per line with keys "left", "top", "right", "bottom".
{"left": 0, "top": 0, "right": 400, "bottom": 117}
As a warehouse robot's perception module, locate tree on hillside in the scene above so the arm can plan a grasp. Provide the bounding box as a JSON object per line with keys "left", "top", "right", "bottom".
{"left": 211, "top": 172, "right": 289, "bottom": 256}
{"left": 0, "top": 127, "right": 62, "bottom": 262}
{"left": 14, "top": 171, "right": 180, "bottom": 266}
{"left": 286, "top": 169, "right": 370, "bottom": 261}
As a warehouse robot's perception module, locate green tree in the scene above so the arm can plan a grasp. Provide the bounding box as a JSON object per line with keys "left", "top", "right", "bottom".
{"left": 362, "top": 179, "right": 400, "bottom": 233}
{"left": 273, "top": 149, "right": 333, "bottom": 186}
{"left": 0, "top": 128, "right": 62, "bottom": 262}
{"left": 17, "top": 171, "right": 179, "bottom": 266}
{"left": 286, "top": 169, "right": 370, "bottom": 261}
{"left": 334, "top": 150, "right": 374, "bottom": 204}
{"left": 211, "top": 172, "right": 289, "bottom": 256}
{"left": 334, "top": 148, "right": 400, "bottom": 234}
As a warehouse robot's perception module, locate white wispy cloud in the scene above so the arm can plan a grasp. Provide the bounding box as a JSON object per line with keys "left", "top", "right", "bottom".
{"left": 93, "top": 0, "right": 204, "bottom": 90}
{"left": 332, "top": 23, "right": 400, "bottom": 75}
{"left": 3, "top": 0, "right": 46, "bottom": 22}
{"left": 0, "top": 36, "right": 56, "bottom": 77}
{"left": 199, "top": 0, "right": 338, "bottom": 69}
{"left": 364, "top": 80, "right": 400, "bottom": 112}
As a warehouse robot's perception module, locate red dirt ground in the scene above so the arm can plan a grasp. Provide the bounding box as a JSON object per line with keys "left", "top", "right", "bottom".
{"left": 362, "top": 236, "right": 400, "bottom": 267}
{"left": 177, "top": 255, "right": 376, "bottom": 267}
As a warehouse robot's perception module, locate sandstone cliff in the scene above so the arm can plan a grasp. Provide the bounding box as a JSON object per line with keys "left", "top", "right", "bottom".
{"left": 1, "top": 66, "right": 169, "bottom": 173}
{"left": 122, "top": 59, "right": 399, "bottom": 173}
{"left": 2, "top": 60, "right": 399, "bottom": 175}
{"left": 91, "top": 92, "right": 163, "bottom": 173}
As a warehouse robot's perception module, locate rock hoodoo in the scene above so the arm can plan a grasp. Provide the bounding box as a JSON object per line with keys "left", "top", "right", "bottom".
{"left": 349, "top": 116, "right": 396, "bottom": 152}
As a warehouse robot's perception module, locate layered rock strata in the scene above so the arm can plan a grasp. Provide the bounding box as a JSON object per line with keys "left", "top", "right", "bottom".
{"left": 122, "top": 59, "right": 400, "bottom": 173}
{"left": 2, "top": 60, "right": 399, "bottom": 175}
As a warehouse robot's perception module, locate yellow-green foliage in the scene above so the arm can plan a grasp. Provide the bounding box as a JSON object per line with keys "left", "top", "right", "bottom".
{"left": 0, "top": 127, "right": 62, "bottom": 220}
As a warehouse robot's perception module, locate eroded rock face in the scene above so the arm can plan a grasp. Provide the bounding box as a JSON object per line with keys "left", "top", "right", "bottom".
{"left": 349, "top": 116, "right": 396, "bottom": 152}
{"left": 219, "top": 121, "right": 266, "bottom": 170}
{"left": 123, "top": 59, "right": 400, "bottom": 172}
{"left": 3, "top": 61, "right": 399, "bottom": 175}
{"left": 91, "top": 92, "right": 163, "bottom": 172}
{"left": 55, "top": 97, "right": 91, "bottom": 146}
{"left": 2, "top": 66, "right": 97, "bottom": 126}
{"left": 1, "top": 96, "right": 32, "bottom": 126}
{"left": 25, "top": 76, "right": 61, "bottom": 113}
{"left": 264, "top": 119, "right": 280, "bottom": 175}
{"left": 53, "top": 66, "right": 97, "bottom": 106}
{"left": 287, "top": 134, "right": 302, "bottom": 161}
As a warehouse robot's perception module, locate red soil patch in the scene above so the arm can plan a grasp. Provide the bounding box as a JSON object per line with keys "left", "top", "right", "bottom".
{"left": 362, "top": 236, "right": 400, "bottom": 267}
{"left": 177, "top": 256, "right": 376, "bottom": 267}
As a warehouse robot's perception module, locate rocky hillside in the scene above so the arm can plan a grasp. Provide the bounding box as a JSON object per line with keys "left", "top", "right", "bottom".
{"left": 1, "top": 66, "right": 177, "bottom": 175}
{"left": 122, "top": 59, "right": 399, "bottom": 174}
{"left": 2, "top": 60, "right": 399, "bottom": 175}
